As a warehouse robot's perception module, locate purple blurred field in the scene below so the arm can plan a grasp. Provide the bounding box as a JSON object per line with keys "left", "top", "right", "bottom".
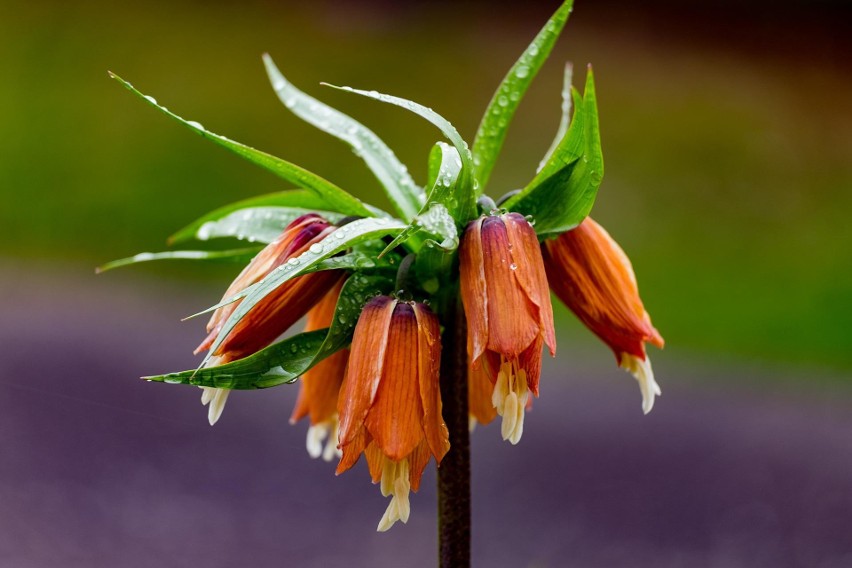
{"left": 2, "top": 263, "right": 852, "bottom": 567}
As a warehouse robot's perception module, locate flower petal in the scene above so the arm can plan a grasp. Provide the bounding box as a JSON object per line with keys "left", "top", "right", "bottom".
{"left": 517, "top": 334, "right": 544, "bottom": 396}
{"left": 413, "top": 303, "right": 450, "bottom": 463}
{"left": 407, "top": 440, "right": 432, "bottom": 493}
{"left": 338, "top": 296, "right": 396, "bottom": 447}
{"left": 291, "top": 280, "right": 348, "bottom": 425}
{"left": 543, "top": 217, "right": 664, "bottom": 360}
{"left": 365, "top": 302, "right": 425, "bottom": 461}
{"left": 480, "top": 216, "right": 539, "bottom": 356}
{"left": 468, "top": 362, "right": 497, "bottom": 425}
{"left": 459, "top": 217, "right": 489, "bottom": 365}
{"left": 504, "top": 213, "right": 556, "bottom": 356}
{"left": 336, "top": 426, "right": 371, "bottom": 475}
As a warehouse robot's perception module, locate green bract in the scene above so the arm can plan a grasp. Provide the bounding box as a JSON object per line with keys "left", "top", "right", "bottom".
{"left": 103, "top": 0, "right": 603, "bottom": 387}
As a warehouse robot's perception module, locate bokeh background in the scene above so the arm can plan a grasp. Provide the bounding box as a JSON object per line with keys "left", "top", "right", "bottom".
{"left": 2, "top": 0, "right": 851, "bottom": 566}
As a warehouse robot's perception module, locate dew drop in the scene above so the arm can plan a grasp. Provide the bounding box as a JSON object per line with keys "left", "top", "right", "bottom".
{"left": 497, "top": 95, "right": 509, "bottom": 107}
{"left": 515, "top": 66, "right": 530, "bottom": 79}
{"left": 143, "top": 95, "right": 157, "bottom": 105}
{"left": 187, "top": 120, "right": 204, "bottom": 130}
{"left": 309, "top": 243, "right": 324, "bottom": 254}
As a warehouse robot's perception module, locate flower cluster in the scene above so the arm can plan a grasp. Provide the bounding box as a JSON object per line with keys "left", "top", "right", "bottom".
{"left": 106, "top": 0, "right": 664, "bottom": 535}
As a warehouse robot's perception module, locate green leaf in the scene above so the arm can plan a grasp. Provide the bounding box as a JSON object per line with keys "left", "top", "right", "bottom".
{"left": 108, "top": 72, "right": 373, "bottom": 218}
{"left": 144, "top": 273, "right": 394, "bottom": 389}
{"left": 323, "top": 83, "right": 476, "bottom": 223}
{"left": 471, "top": 0, "right": 574, "bottom": 193}
{"left": 176, "top": 206, "right": 344, "bottom": 245}
{"left": 504, "top": 66, "right": 603, "bottom": 236}
{"left": 378, "top": 142, "right": 464, "bottom": 255}
{"left": 200, "top": 217, "right": 406, "bottom": 368}
{"left": 170, "top": 190, "right": 334, "bottom": 244}
{"left": 263, "top": 55, "right": 425, "bottom": 221}
{"left": 423, "top": 142, "right": 463, "bottom": 218}
{"left": 95, "top": 247, "right": 262, "bottom": 274}
{"left": 538, "top": 63, "right": 574, "bottom": 173}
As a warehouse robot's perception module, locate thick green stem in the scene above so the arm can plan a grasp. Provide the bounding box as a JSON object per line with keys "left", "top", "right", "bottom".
{"left": 437, "top": 297, "right": 471, "bottom": 568}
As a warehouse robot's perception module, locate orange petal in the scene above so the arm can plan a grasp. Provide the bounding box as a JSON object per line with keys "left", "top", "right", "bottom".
{"left": 468, "top": 361, "right": 497, "bottom": 425}
{"left": 408, "top": 440, "right": 432, "bottom": 492}
{"left": 291, "top": 348, "right": 349, "bottom": 425}
{"left": 459, "top": 218, "right": 489, "bottom": 366}
{"left": 365, "top": 441, "right": 386, "bottom": 484}
{"left": 543, "top": 217, "right": 664, "bottom": 361}
{"left": 291, "top": 280, "right": 348, "bottom": 425}
{"left": 338, "top": 296, "right": 396, "bottom": 447}
{"left": 200, "top": 214, "right": 332, "bottom": 344}
{"left": 517, "top": 334, "right": 544, "bottom": 396}
{"left": 413, "top": 303, "right": 450, "bottom": 463}
{"left": 365, "top": 302, "right": 425, "bottom": 461}
{"left": 480, "top": 216, "right": 539, "bottom": 356}
{"left": 336, "top": 426, "right": 371, "bottom": 475}
{"left": 214, "top": 269, "right": 341, "bottom": 360}
{"left": 504, "top": 213, "right": 556, "bottom": 356}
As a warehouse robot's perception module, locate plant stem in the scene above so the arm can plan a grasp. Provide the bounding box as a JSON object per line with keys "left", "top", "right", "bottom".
{"left": 437, "top": 296, "right": 471, "bottom": 568}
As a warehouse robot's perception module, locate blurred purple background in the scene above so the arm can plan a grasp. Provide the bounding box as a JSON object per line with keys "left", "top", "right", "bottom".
{"left": 3, "top": 264, "right": 852, "bottom": 567}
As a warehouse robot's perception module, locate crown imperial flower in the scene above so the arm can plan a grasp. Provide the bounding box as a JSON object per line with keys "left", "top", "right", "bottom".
{"left": 459, "top": 212, "right": 556, "bottom": 444}
{"left": 196, "top": 213, "right": 343, "bottom": 425}
{"left": 290, "top": 279, "right": 348, "bottom": 461}
{"left": 542, "top": 217, "right": 665, "bottom": 413}
{"left": 335, "top": 296, "right": 449, "bottom": 531}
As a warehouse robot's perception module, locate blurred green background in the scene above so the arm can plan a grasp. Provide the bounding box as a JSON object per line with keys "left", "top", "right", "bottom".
{"left": 2, "top": 0, "right": 850, "bottom": 371}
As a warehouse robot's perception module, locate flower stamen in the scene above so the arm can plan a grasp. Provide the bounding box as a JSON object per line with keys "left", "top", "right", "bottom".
{"left": 305, "top": 415, "right": 343, "bottom": 462}
{"left": 619, "top": 354, "right": 661, "bottom": 415}
{"left": 491, "top": 357, "right": 529, "bottom": 445}
{"left": 377, "top": 456, "right": 411, "bottom": 532}
{"left": 199, "top": 356, "right": 230, "bottom": 426}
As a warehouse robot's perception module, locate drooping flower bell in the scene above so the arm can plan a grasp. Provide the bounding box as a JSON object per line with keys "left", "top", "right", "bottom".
{"left": 290, "top": 279, "right": 348, "bottom": 462}
{"left": 195, "top": 213, "right": 343, "bottom": 425}
{"left": 336, "top": 296, "right": 449, "bottom": 532}
{"left": 459, "top": 212, "right": 556, "bottom": 444}
{"left": 542, "top": 217, "right": 665, "bottom": 414}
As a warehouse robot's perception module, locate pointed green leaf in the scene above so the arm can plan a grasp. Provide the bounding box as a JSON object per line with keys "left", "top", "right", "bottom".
{"left": 538, "top": 62, "right": 574, "bottom": 173}
{"left": 176, "top": 206, "right": 344, "bottom": 245}
{"left": 144, "top": 273, "right": 394, "bottom": 389}
{"left": 503, "top": 67, "right": 603, "bottom": 236}
{"left": 109, "top": 72, "right": 373, "bottom": 218}
{"left": 423, "top": 142, "right": 463, "bottom": 217}
{"left": 472, "top": 0, "right": 574, "bottom": 192}
{"left": 96, "top": 247, "right": 262, "bottom": 274}
{"left": 170, "top": 190, "right": 334, "bottom": 244}
{"left": 263, "top": 55, "right": 424, "bottom": 221}
{"left": 379, "top": 142, "right": 464, "bottom": 255}
{"left": 201, "top": 217, "right": 406, "bottom": 367}
{"left": 323, "top": 83, "right": 476, "bottom": 223}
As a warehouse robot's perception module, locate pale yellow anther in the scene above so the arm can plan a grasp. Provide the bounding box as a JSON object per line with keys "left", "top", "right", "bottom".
{"left": 619, "top": 353, "right": 661, "bottom": 415}
{"left": 490, "top": 358, "right": 530, "bottom": 444}
{"left": 199, "top": 356, "right": 230, "bottom": 426}
{"left": 376, "top": 456, "right": 412, "bottom": 532}
{"left": 305, "top": 415, "right": 343, "bottom": 461}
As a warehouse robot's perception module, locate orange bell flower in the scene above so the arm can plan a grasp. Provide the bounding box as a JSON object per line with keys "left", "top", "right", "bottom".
{"left": 459, "top": 212, "right": 556, "bottom": 444}
{"left": 467, "top": 364, "right": 497, "bottom": 430}
{"left": 195, "top": 213, "right": 343, "bottom": 425}
{"left": 290, "top": 279, "right": 348, "bottom": 461}
{"left": 336, "top": 296, "right": 449, "bottom": 531}
{"left": 542, "top": 217, "right": 665, "bottom": 414}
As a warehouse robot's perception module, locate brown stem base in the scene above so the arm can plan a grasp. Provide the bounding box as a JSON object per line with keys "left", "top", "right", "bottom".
{"left": 437, "top": 297, "right": 471, "bottom": 568}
